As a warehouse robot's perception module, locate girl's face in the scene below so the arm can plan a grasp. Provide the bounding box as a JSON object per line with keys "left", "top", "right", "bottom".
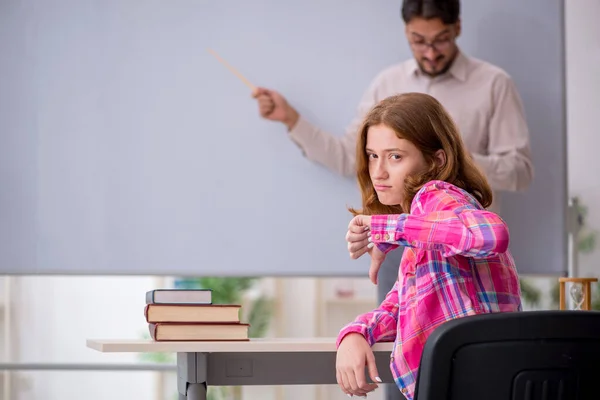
{"left": 366, "top": 123, "right": 429, "bottom": 207}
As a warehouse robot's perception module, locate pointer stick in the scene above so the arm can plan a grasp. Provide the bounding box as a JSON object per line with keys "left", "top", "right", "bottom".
{"left": 207, "top": 48, "right": 256, "bottom": 92}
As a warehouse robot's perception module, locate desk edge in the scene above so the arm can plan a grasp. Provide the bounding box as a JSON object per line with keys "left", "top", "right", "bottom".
{"left": 86, "top": 339, "right": 394, "bottom": 353}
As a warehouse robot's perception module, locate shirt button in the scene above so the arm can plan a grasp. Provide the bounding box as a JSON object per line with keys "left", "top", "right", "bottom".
{"left": 374, "top": 234, "right": 381, "bottom": 240}
{"left": 384, "top": 233, "right": 390, "bottom": 240}
{"left": 401, "top": 388, "right": 408, "bottom": 394}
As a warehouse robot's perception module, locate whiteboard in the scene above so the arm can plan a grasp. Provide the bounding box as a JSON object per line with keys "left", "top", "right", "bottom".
{"left": 0, "top": 0, "right": 566, "bottom": 276}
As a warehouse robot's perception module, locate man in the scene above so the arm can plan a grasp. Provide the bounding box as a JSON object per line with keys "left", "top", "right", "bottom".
{"left": 253, "top": 1, "right": 533, "bottom": 397}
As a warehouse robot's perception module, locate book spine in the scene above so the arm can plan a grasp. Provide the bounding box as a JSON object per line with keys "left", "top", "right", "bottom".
{"left": 145, "top": 291, "right": 155, "bottom": 304}
{"left": 148, "top": 323, "right": 157, "bottom": 340}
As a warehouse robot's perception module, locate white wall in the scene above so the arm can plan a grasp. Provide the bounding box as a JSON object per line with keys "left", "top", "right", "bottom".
{"left": 565, "top": 0, "right": 600, "bottom": 276}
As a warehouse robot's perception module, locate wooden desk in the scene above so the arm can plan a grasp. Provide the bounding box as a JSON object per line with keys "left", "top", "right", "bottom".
{"left": 87, "top": 338, "right": 394, "bottom": 400}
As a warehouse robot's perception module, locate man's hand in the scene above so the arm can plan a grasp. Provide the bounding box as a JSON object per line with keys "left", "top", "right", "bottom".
{"left": 346, "top": 215, "right": 386, "bottom": 285}
{"left": 252, "top": 87, "right": 299, "bottom": 130}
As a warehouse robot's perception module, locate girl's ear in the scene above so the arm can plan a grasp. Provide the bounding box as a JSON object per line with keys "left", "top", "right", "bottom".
{"left": 434, "top": 149, "right": 447, "bottom": 168}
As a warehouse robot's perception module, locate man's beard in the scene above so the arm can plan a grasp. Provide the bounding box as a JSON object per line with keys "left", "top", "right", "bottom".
{"left": 417, "top": 50, "right": 459, "bottom": 77}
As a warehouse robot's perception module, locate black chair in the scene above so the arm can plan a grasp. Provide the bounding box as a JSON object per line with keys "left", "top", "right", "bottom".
{"left": 414, "top": 310, "right": 600, "bottom": 400}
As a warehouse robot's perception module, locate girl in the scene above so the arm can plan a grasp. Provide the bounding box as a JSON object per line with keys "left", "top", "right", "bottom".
{"left": 335, "top": 93, "right": 522, "bottom": 400}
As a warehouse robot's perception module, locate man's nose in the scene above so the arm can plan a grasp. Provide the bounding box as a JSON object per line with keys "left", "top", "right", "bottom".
{"left": 424, "top": 46, "right": 437, "bottom": 61}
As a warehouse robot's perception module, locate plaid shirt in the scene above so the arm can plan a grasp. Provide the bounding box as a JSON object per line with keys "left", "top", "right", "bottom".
{"left": 336, "top": 180, "right": 522, "bottom": 400}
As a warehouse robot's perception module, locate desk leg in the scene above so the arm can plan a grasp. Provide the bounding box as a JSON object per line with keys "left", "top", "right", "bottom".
{"left": 177, "top": 352, "right": 208, "bottom": 400}
{"left": 185, "top": 383, "right": 207, "bottom": 400}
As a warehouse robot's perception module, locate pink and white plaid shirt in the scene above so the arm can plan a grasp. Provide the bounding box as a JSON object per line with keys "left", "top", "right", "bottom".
{"left": 336, "top": 180, "right": 522, "bottom": 400}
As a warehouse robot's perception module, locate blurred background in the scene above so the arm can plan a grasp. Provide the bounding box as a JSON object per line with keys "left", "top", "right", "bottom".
{"left": 1, "top": 0, "right": 599, "bottom": 399}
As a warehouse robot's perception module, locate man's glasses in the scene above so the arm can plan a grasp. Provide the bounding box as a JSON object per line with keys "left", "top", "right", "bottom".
{"left": 410, "top": 37, "right": 453, "bottom": 52}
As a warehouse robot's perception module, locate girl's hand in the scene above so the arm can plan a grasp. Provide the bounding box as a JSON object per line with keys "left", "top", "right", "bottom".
{"left": 336, "top": 333, "right": 381, "bottom": 397}
{"left": 346, "top": 215, "right": 372, "bottom": 259}
{"left": 346, "top": 215, "right": 386, "bottom": 285}
{"left": 368, "top": 246, "right": 386, "bottom": 285}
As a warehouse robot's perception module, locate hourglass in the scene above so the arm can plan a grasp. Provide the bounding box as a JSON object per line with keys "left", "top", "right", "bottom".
{"left": 558, "top": 277, "right": 598, "bottom": 310}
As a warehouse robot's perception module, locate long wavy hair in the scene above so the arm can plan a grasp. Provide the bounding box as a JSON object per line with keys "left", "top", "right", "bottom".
{"left": 350, "top": 92, "right": 492, "bottom": 215}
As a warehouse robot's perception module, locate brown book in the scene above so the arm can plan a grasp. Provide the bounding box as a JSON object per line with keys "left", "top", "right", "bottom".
{"left": 149, "top": 322, "right": 250, "bottom": 341}
{"left": 144, "top": 304, "right": 241, "bottom": 323}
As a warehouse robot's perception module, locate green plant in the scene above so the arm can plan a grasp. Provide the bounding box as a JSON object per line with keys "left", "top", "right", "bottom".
{"left": 519, "top": 278, "right": 542, "bottom": 308}
{"left": 181, "top": 277, "right": 256, "bottom": 304}
{"left": 575, "top": 202, "right": 597, "bottom": 254}
{"left": 246, "top": 293, "right": 273, "bottom": 338}
{"left": 179, "top": 276, "right": 274, "bottom": 339}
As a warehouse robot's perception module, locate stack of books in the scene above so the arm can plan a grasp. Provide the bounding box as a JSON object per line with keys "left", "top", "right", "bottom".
{"left": 144, "top": 289, "right": 249, "bottom": 341}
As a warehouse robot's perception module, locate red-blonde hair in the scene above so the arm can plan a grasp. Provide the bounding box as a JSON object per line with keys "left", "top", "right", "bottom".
{"left": 350, "top": 92, "right": 492, "bottom": 215}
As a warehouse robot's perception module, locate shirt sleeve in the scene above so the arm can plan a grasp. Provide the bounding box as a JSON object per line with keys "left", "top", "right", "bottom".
{"left": 370, "top": 186, "right": 510, "bottom": 258}
{"left": 287, "top": 76, "right": 382, "bottom": 178}
{"left": 336, "top": 280, "right": 399, "bottom": 347}
{"left": 471, "top": 73, "right": 534, "bottom": 192}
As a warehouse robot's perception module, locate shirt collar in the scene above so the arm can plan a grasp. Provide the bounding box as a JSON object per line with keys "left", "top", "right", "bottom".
{"left": 408, "top": 50, "right": 468, "bottom": 82}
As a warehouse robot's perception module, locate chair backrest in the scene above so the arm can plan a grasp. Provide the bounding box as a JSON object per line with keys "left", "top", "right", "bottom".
{"left": 414, "top": 310, "right": 600, "bottom": 400}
